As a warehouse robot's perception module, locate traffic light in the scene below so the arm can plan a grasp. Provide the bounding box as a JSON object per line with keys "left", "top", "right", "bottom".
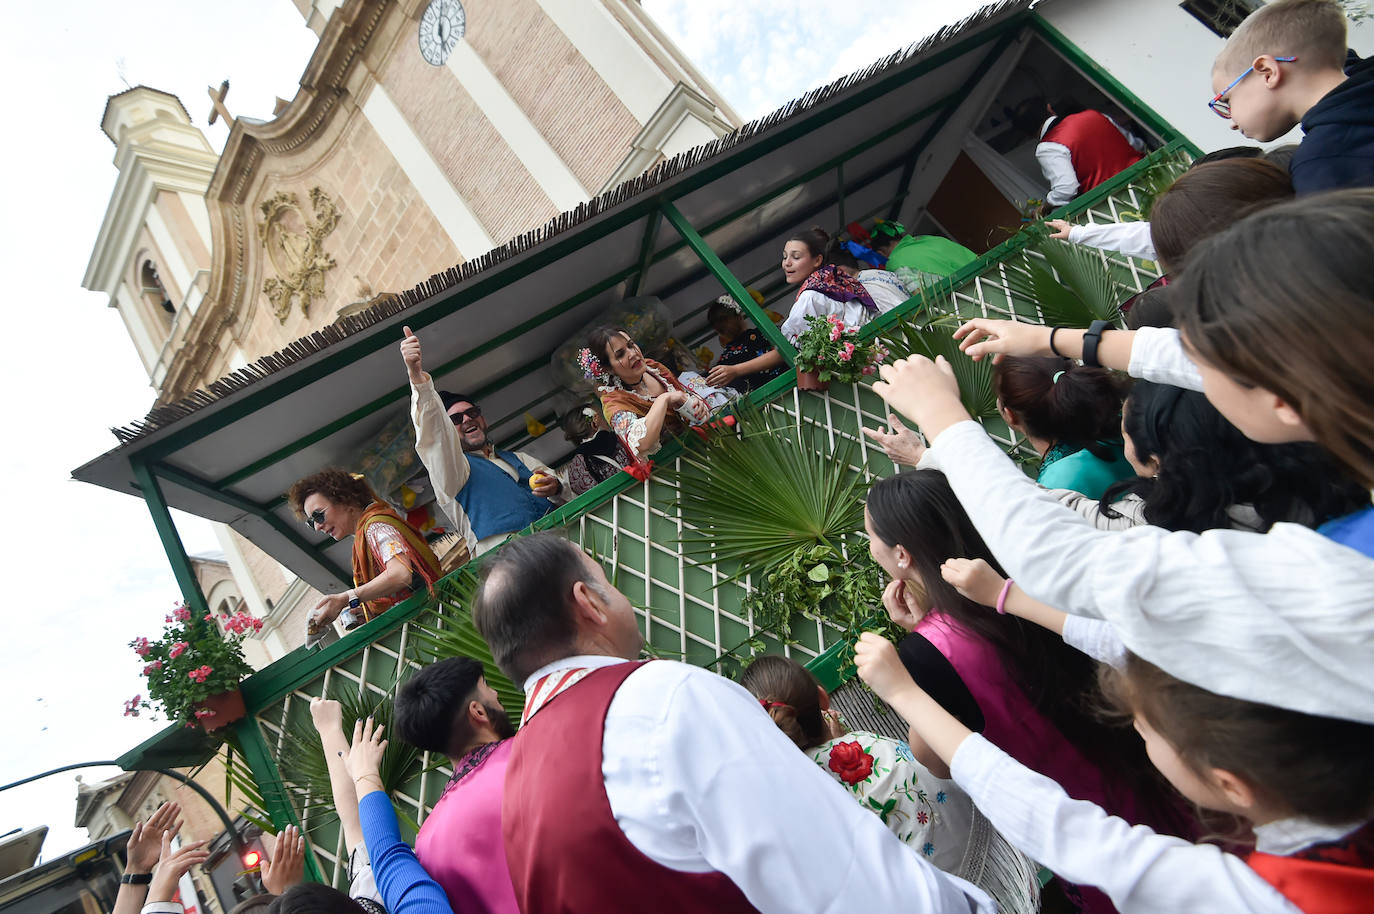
{"left": 239, "top": 836, "right": 266, "bottom": 874}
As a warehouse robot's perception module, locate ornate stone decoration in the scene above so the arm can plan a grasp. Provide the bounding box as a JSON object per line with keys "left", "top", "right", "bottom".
{"left": 257, "top": 186, "right": 341, "bottom": 322}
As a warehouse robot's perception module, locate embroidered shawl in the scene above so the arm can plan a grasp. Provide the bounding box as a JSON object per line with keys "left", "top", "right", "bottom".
{"left": 799, "top": 264, "right": 878, "bottom": 313}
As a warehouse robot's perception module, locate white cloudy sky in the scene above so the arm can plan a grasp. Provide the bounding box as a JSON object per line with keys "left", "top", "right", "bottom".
{"left": 0, "top": 0, "right": 987, "bottom": 860}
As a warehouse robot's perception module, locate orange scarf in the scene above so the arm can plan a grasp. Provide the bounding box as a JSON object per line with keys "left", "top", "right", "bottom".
{"left": 350, "top": 502, "right": 442, "bottom": 623}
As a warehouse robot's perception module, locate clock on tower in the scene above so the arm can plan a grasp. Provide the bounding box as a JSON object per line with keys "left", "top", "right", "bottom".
{"left": 418, "top": 0, "right": 465, "bottom": 66}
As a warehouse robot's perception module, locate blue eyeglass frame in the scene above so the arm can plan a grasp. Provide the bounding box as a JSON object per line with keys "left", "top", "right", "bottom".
{"left": 1208, "top": 56, "right": 1298, "bottom": 118}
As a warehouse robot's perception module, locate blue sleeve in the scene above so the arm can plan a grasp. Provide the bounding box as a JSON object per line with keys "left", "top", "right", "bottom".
{"left": 358, "top": 791, "right": 454, "bottom": 914}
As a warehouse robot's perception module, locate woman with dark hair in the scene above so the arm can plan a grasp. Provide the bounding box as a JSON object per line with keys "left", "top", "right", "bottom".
{"left": 778, "top": 226, "right": 881, "bottom": 341}
{"left": 993, "top": 355, "right": 1133, "bottom": 498}
{"left": 1148, "top": 157, "right": 1292, "bottom": 273}
{"left": 703, "top": 295, "right": 785, "bottom": 393}
{"left": 581, "top": 326, "right": 712, "bottom": 460}
{"left": 559, "top": 403, "right": 633, "bottom": 495}
{"left": 1053, "top": 381, "right": 1366, "bottom": 533}
{"left": 288, "top": 468, "right": 442, "bottom": 633}
{"left": 864, "top": 470, "right": 1193, "bottom": 913}
{"left": 739, "top": 655, "right": 1040, "bottom": 914}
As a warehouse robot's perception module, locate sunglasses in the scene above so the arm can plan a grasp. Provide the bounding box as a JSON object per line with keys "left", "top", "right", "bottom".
{"left": 305, "top": 508, "right": 327, "bottom": 531}
{"left": 449, "top": 405, "right": 483, "bottom": 424}
{"left": 1208, "top": 56, "right": 1297, "bottom": 118}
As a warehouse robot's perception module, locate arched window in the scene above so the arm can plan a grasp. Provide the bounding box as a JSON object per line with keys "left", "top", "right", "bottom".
{"left": 140, "top": 260, "right": 175, "bottom": 330}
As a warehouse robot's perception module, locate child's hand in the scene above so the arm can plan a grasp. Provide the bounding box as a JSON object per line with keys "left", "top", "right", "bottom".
{"left": 147, "top": 831, "right": 210, "bottom": 904}
{"left": 941, "top": 558, "right": 1006, "bottom": 608}
{"left": 862, "top": 413, "right": 927, "bottom": 467}
{"left": 881, "top": 579, "right": 924, "bottom": 631}
{"left": 1045, "top": 219, "right": 1073, "bottom": 240}
{"left": 871, "top": 355, "right": 969, "bottom": 441}
{"left": 260, "top": 825, "right": 306, "bottom": 896}
{"left": 953, "top": 319, "right": 1054, "bottom": 364}
{"left": 706, "top": 363, "right": 738, "bottom": 388}
{"left": 854, "top": 632, "right": 914, "bottom": 704}
{"left": 345, "top": 717, "right": 388, "bottom": 790}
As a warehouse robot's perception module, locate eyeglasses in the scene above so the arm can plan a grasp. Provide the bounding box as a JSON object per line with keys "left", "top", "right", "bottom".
{"left": 449, "top": 405, "right": 482, "bottom": 424}
{"left": 305, "top": 508, "right": 327, "bottom": 531}
{"left": 1208, "top": 56, "right": 1297, "bottom": 118}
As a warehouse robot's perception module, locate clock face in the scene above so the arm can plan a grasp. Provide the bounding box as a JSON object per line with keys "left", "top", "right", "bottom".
{"left": 419, "top": 0, "right": 465, "bottom": 67}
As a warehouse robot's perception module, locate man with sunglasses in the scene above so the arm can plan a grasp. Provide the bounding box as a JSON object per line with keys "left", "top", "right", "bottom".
{"left": 402, "top": 326, "right": 566, "bottom": 558}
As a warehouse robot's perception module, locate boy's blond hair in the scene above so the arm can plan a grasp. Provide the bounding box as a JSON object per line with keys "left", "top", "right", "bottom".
{"left": 1216, "top": 0, "right": 1348, "bottom": 74}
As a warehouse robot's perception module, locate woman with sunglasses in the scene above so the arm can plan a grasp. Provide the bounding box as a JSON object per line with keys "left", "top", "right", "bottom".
{"left": 288, "top": 468, "right": 442, "bottom": 634}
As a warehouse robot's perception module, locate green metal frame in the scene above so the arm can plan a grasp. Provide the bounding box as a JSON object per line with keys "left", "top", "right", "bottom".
{"left": 132, "top": 460, "right": 212, "bottom": 619}
{"left": 1030, "top": 15, "right": 1205, "bottom": 159}
{"left": 231, "top": 715, "right": 325, "bottom": 882}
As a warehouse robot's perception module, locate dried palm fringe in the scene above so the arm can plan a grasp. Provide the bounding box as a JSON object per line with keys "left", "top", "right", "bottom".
{"left": 110, "top": 0, "right": 1032, "bottom": 447}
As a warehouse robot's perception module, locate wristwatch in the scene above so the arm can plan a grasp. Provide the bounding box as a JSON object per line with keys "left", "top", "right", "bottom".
{"left": 121, "top": 872, "right": 153, "bottom": 885}
{"left": 1081, "top": 319, "right": 1112, "bottom": 368}
{"left": 346, "top": 589, "right": 361, "bottom": 610}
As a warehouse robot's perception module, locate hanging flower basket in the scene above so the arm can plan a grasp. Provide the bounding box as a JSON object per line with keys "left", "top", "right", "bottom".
{"left": 791, "top": 315, "right": 888, "bottom": 394}
{"left": 796, "top": 369, "right": 829, "bottom": 392}
{"left": 193, "top": 688, "right": 247, "bottom": 732}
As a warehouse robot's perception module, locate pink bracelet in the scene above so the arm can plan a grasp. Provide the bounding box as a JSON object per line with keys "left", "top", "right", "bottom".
{"left": 996, "top": 578, "right": 1014, "bottom": 615}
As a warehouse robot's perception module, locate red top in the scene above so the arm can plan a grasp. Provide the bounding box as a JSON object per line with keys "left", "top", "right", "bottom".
{"left": 502, "top": 661, "right": 760, "bottom": 914}
{"left": 1043, "top": 110, "right": 1144, "bottom": 195}
{"left": 1247, "top": 821, "right": 1374, "bottom": 913}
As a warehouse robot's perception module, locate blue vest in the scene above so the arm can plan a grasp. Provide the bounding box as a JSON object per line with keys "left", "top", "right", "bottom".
{"left": 1318, "top": 504, "right": 1374, "bottom": 559}
{"left": 456, "top": 450, "right": 555, "bottom": 541}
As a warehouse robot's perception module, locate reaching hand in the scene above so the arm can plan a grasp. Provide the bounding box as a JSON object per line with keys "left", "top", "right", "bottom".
{"left": 881, "top": 579, "right": 925, "bottom": 632}
{"left": 127, "top": 802, "right": 182, "bottom": 874}
{"left": 870, "top": 355, "right": 968, "bottom": 442}
{"left": 259, "top": 825, "right": 306, "bottom": 896}
{"left": 309, "top": 593, "right": 349, "bottom": 631}
{"left": 308, "top": 697, "right": 343, "bottom": 735}
{"left": 1045, "top": 219, "right": 1073, "bottom": 240}
{"left": 705, "top": 363, "right": 738, "bottom": 388}
{"left": 147, "top": 831, "right": 210, "bottom": 904}
{"left": 400, "top": 325, "right": 425, "bottom": 384}
{"left": 953, "top": 318, "right": 1055, "bottom": 364}
{"left": 344, "top": 717, "right": 388, "bottom": 792}
{"left": 854, "top": 632, "right": 915, "bottom": 705}
{"left": 940, "top": 558, "right": 1006, "bottom": 608}
{"left": 862, "top": 413, "right": 927, "bottom": 467}
{"left": 664, "top": 389, "right": 689, "bottom": 409}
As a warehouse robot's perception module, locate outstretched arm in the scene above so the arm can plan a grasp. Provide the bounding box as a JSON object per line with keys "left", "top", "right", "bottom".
{"left": 403, "top": 326, "right": 475, "bottom": 547}
{"left": 114, "top": 802, "right": 182, "bottom": 914}
{"left": 310, "top": 697, "right": 365, "bottom": 853}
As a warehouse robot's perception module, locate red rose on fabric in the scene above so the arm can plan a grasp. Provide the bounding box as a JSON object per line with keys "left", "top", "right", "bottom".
{"left": 827, "top": 741, "right": 875, "bottom": 785}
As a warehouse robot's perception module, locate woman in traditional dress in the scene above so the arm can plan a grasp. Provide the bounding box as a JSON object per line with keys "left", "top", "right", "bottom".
{"left": 778, "top": 226, "right": 881, "bottom": 342}
{"left": 582, "top": 326, "right": 712, "bottom": 460}
{"left": 289, "top": 468, "right": 442, "bottom": 632}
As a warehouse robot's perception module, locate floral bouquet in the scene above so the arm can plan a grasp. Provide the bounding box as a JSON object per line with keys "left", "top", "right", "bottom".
{"left": 792, "top": 314, "right": 888, "bottom": 385}
{"left": 126, "top": 603, "right": 259, "bottom": 728}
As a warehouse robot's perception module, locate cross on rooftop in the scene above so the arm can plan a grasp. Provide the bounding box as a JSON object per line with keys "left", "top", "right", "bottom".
{"left": 207, "top": 79, "right": 232, "bottom": 126}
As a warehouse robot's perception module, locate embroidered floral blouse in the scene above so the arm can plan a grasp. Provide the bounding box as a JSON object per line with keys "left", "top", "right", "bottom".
{"left": 807, "top": 730, "right": 975, "bottom": 879}
{"left": 603, "top": 364, "right": 712, "bottom": 458}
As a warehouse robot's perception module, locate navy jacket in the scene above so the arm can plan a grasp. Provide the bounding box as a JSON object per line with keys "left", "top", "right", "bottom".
{"left": 1291, "top": 55, "right": 1374, "bottom": 194}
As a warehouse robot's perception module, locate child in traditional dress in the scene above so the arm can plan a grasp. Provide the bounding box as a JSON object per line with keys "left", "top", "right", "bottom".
{"left": 704, "top": 295, "right": 785, "bottom": 394}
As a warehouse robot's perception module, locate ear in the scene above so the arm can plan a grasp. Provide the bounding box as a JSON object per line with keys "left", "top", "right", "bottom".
{"left": 1253, "top": 55, "right": 1287, "bottom": 88}
{"left": 998, "top": 403, "right": 1018, "bottom": 427}
{"left": 467, "top": 698, "right": 489, "bottom": 728}
{"left": 894, "top": 544, "right": 912, "bottom": 571}
{"left": 571, "top": 579, "right": 608, "bottom": 627}
{"left": 1210, "top": 766, "right": 1259, "bottom": 812}
{"left": 1142, "top": 454, "right": 1162, "bottom": 477}
{"left": 816, "top": 685, "right": 831, "bottom": 712}
{"left": 1272, "top": 396, "right": 1309, "bottom": 432}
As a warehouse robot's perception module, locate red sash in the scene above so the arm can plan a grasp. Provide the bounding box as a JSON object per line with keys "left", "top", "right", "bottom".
{"left": 1247, "top": 822, "right": 1374, "bottom": 913}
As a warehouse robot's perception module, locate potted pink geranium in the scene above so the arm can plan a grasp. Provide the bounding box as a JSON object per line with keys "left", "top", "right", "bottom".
{"left": 126, "top": 603, "right": 259, "bottom": 731}
{"left": 791, "top": 314, "right": 888, "bottom": 391}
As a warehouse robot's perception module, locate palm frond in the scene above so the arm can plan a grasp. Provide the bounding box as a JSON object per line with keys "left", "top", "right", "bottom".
{"left": 880, "top": 316, "right": 998, "bottom": 421}
{"left": 1003, "top": 238, "right": 1127, "bottom": 328}
{"left": 663, "top": 402, "right": 869, "bottom": 581}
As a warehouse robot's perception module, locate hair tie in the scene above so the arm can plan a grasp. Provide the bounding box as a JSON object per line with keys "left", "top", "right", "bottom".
{"left": 580, "top": 406, "right": 596, "bottom": 420}
{"left": 760, "top": 699, "right": 792, "bottom": 713}
{"left": 715, "top": 294, "right": 745, "bottom": 316}
{"left": 1052, "top": 370, "right": 1066, "bottom": 384}
{"left": 577, "top": 347, "right": 609, "bottom": 384}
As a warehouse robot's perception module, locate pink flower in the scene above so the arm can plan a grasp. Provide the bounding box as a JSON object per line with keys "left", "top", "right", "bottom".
{"left": 862, "top": 365, "right": 877, "bottom": 375}
{"left": 123, "top": 695, "right": 142, "bottom": 718}
{"left": 132, "top": 637, "right": 150, "bottom": 657}
{"left": 142, "top": 661, "right": 163, "bottom": 675}
{"left": 829, "top": 327, "right": 842, "bottom": 342}
{"left": 194, "top": 708, "right": 215, "bottom": 720}
{"left": 252, "top": 618, "right": 264, "bottom": 632}
{"left": 172, "top": 606, "right": 191, "bottom": 622}
{"left": 204, "top": 613, "right": 215, "bottom": 621}
{"left": 165, "top": 614, "right": 174, "bottom": 623}
{"left": 169, "top": 641, "right": 188, "bottom": 659}
{"left": 826, "top": 314, "right": 840, "bottom": 324}
{"left": 838, "top": 349, "right": 853, "bottom": 361}
{"left": 187, "top": 664, "right": 214, "bottom": 684}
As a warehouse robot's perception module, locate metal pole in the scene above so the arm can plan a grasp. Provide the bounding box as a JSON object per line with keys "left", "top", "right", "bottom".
{"left": 132, "top": 460, "right": 211, "bottom": 620}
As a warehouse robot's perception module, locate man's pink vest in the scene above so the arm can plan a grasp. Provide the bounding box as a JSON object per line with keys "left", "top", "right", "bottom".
{"left": 1043, "top": 110, "right": 1144, "bottom": 196}
{"left": 501, "top": 661, "right": 759, "bottom": 914}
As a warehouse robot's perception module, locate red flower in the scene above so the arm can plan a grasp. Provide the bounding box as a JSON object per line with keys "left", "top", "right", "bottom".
{"left": 172, "top": 606, "right": 191, "bottom": 622}
{"left": 916, "top": 810, "right": 929, "bottom": 824}
{"left": 132, "top": 637, "right": 150, "bottom": 657}
{"left": 625, "top": 459, "right": 654, "bottom": 482}
{"left": 142, "top": 661, "right": 163, "bottom": 675}
{"left": 827, "top": 741, "right": 875, "bottom": 785}
{"left": 169, "top": 642, "right": 188, "bottom": 659}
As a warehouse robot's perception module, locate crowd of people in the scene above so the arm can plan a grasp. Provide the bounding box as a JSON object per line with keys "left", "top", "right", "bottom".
{"left": 121, "top": 2, "right": 1374, "bottom": 911}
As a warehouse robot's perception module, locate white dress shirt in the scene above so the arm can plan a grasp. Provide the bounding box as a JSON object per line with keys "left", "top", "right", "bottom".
{"left": 522, "top": 655, "right": 992, "bottom": 914}
{"left": 1066, "top": 220, "right": 1157, "bottom": 262}
{"left": 1037, "top": 114, "right": 1148, "bottom": 206}
{"left": 950, "top": 734, "right": 1303, "bottom": 913}
{"left": 924, "top": 419, "right": 1374, "bottom": 723}
{"left": 781, "top": 290, "right": 878, "bottom": 342}
{"left": 410, "top": 376, "right": 567, "bottom": 555}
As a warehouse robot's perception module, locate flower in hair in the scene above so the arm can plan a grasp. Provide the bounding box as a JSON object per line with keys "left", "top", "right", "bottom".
{"left": 715, "top": 294, "right": 745, "bottom": 316}
{"left": 577, "top": 347, "right": 608, "bottom": 382}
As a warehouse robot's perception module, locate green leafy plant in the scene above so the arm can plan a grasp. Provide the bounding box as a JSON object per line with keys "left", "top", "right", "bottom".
{"left": 879, "top": 312, "right": 999, "bottom": 423}
{"left": 125, "top": 603, "right": 257, "bottom": 727}
{"left": 792, "top": 314, "right": 889, "bottom": 384}
{"left": 1003, "top": 237, "right": 1130, "bottom": 329}
{"left": 742, "top": 544, "right": 896, "bottom": 647}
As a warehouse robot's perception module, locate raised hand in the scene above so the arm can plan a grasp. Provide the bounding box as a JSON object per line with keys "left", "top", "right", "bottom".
{"left": 940, "top": 557, "right": 1006, "bottom": 608}
{"left": 308, "top": 697, "right": 343, "bottom": 735}
{"left": 1045, "top": 219, "right": 1073, "bottom": 240}
{"left": 871, "top": 355, "right": 968, "bottom": 441}
{"left": 147, "top": 831, "right": 210, "bottom": 904}
{"left": 259, "top": 825, "right": 306, "bottom": 896}
{"left": 862, "top": 412, "right": 926, "bottom": 467}
{"left": 400, "top": 325, "right": 426, "bottom": 384}
{"left": 853, "top": 632, "right": 914, "bottom": 705}
{"left": 127, "top": 801, "right": 181, "bottom": 875}
{"left": 952, "top": 318, "right": 1054, "bottom": 364}
{"left": 344, "top": 717, "right": 388, "bottom": 794}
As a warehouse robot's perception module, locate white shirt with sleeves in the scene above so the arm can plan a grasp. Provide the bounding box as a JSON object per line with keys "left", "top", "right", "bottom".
{"left": 781, "top": 290, "right": 877, "bottom": 342}
{"left": 1126, "top": 326, "right": 1205, "bottom": 390}
{"left": 1066, "top": 221, "right": 1157, "bottom": 262}
{"left": 924, "top": 420, "right": 1374, "bottom": 723}
{"left": 949, "top": 734, "right": 1301, "bottom": 913}
{"left": 522, "top": 655, "right": 992, "bottom": 914}
{"left": 1037, "top": 115, "right": 1146, "bottom": 206}
{"left": 1060, "top": 615, "right": 1128, "bottom": 669}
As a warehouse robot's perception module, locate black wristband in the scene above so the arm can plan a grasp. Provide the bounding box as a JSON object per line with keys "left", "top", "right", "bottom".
{"left": 121, "top": 872, "right": 153, "bottom": 885}
{"left": 1081, "top": 319, "right": 1112, "bottom": 367}
{"left": 1048, "top": 326, "right": 1065, "bottom": 358}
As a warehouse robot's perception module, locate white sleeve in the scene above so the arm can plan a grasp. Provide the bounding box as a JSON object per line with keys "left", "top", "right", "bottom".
{"left": 1050, "top": 488, "right": 1146, "bottom": 531}
{"left": 515, "top": 451, "right": 570, "bottom": 505}
{"left": 781, "top": 290, "right": 840, "bottom": 342}
{"left": 1060, "top": 615, "right": 1129, "bottom": 668}
{"left": 1036, "top": 141, "right": 1079, "bottom": 206}
{"left": 411, "top": 377, "right": 477, "bottom": 553}
{"left": 1126, "top": 327, "right": 1204, "bottom": 391}
{"left": 949, "top": 735, "right": 1298, "bottom": 913}
{"left": 924, "top": 420, "right": 1374, "bottom": 724}
{"left": 139, "top": 905, "right": 184, "bottom": 914}
{"left": 1106, "top": 115, "right": 1149, "bottom": 154}
{"left": 1066, "top": 221, "right": 1157, "bottom": 262}
{"left": 606, "top": 662, "right": 992, "bottom": 914}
